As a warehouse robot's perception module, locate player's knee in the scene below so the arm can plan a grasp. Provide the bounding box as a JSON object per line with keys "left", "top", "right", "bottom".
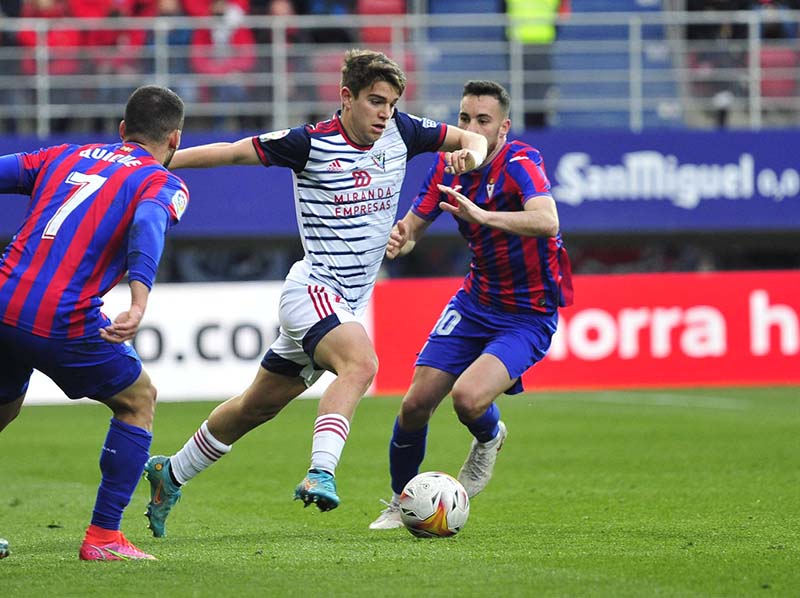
{"left": 344, "top": 352, "right": 379, "bottom": 388}
{"left": 451, "top": 384, "right": 486, "bottom": 422}
{"left": 400, "top": 393, "right": 436, "bottom": 427}
{"left": 114, "top": 380, "right": 157, "bottom": 429}
{"left": 364, "top": 353, "right": 380, "bottom": 381}
{"left": 134, "top": 381, "right": 157, "bottom": 426}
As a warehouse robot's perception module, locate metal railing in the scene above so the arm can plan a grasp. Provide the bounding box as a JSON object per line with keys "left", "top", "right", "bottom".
{"left": 1, "top": 10, "right": 799, "bottom": 136}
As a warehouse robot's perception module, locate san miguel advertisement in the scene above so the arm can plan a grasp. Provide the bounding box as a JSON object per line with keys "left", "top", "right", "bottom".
{"left": 543, "top": 130, "right": 800, "bottom": 233}
{"left": 3, "top": 130, "right": 800, "bottom": 238}
{"left": 22, "top": 270, "right": 799, "bottom": 404}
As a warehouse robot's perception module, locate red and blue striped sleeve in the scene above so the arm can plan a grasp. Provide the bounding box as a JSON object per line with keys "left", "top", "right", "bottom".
{"left": 411, "top": 153, "right": 451, "bottom": 221}
{"left": 506, "top": 146, "right": 552, "bottom": 203}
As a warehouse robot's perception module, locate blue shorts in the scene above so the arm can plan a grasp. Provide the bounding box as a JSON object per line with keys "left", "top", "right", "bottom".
{"left": 416, "top": 290, "right": 558, "bottom": 395}
{"left": 0, "top": 322, "right": 142, "bottom": 404}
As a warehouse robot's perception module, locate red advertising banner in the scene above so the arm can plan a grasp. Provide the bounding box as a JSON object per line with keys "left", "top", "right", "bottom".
{"left": 371, "top": 271, "right": 800, "bottom": 393}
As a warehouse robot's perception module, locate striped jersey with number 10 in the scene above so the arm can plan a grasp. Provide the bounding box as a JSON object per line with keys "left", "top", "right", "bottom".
{"left": 252, "top": 110, "right": 447, "bottom": 313}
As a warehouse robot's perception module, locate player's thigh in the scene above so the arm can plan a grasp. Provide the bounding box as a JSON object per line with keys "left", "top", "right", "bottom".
{"left": 0, "top": 395, "right": 25, "bottom": 431}
{"left": 45, "top": 337, "right": 143, "bottom": 402}
{"left": 0, "top": 324, "right": 34, "bottom": 404}
{"left": 476, "top": 310, "right": 558, "bottom": 396}
{"left": 415, "top": 297, "right": 487, "bottom": 380}
{"left": 241, "top": 364, "right": 307, "bottom": 412}
{"left": 274, "top": 280, "right": 368, "bottom": 376}
{"left": 453, "top": 353, "right": 516, "bottom": 407}
{"left": 0, "top": 323, "right": 142, "bottom": 403}
{"left": 313, "top": 321, "right": 377, "bottom": 376}
{"left": 100, "top": 368, "right": 157, "bottom": 429}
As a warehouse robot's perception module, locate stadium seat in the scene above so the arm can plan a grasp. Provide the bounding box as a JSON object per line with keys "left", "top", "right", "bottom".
{"left": 311, "top": 49, "right": 345, "bottom": 104}
{"left": 356, "top": 0, "right": 406, "bottom": 45}
{"left": 311, "top": 47, "right": 417, "bottom": 103}
{"left": 553, "top": 0, "right": 681, "bottom": 128}
{"left": 760, "top": 45, "right": 799, "bottom": 98}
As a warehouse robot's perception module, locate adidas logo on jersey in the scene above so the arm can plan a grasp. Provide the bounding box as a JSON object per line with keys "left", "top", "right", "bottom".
{"left": 327, "top": 160, "right": 344, "bottom": 172}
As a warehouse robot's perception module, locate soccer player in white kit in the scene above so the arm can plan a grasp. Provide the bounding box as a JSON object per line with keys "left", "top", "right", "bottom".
{"left": 143, "top": 49, "right": 488, "bottom": 535}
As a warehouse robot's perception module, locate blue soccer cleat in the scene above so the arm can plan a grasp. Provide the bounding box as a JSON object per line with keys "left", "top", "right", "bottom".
{"left": 293, "top": 468, "right": 340, "bottom": 512}
{"left": 144, "top": 455, "right": 182, "bottom": 538}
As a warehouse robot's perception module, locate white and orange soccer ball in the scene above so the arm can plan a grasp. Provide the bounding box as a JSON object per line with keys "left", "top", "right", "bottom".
{"left": 399, "top": 471, "right": 470, "bottom": 538}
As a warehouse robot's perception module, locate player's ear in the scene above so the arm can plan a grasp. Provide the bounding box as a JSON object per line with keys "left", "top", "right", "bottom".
{"left": 341, "top": 86, "right": 353, "bottom": 109}
{"left": 118, "top": 120, "right": 126, "bottom": 140}
{"left": 169, "top": 129, "right": 181, "bottom": 151}
{"left": 500, "top": 117, "right": 511, "bottom": 137}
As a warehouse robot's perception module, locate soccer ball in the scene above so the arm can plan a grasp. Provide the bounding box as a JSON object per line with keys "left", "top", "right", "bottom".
{"left": 0, "top": 538, "right": 9, "bottom": 559}
{"left": 399, "top": 471, "right": 470, "bottom": 538}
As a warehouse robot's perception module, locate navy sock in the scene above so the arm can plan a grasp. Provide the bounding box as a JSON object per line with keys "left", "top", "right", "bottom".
{"left": 464, "top": 402, "right": 500, "bottom": 443}
{"left": 90, "top": 418, "right": 152, "bottom": 530}
{"left": 389, "top": 417, "right": 428, "bottom": 495}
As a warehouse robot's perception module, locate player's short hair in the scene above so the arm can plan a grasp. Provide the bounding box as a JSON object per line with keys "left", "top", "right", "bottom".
{"left": 123, "top": 85, "right": 184, "bottom": 144}
{"left": 341, "top": 49, "right": 407, "bottom": 98}
{"left": 463, "top": 80, "right": 511, "bottom": 117}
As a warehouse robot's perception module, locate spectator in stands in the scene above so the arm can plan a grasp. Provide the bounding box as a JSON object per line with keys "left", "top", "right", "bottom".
{"left": 505, "top": 0, "right": 570, "bottom": 129}
{"left": 18, "top": 0, "right": 84, "bottom": 133}
{"left": 751, "top": 0, "right": 800, "bottom": 39}
{"left": 244, "top": 0, "right": 318, "bottom": 129}
{"left": 189, "top": 0, "right": 258, "bottom": 129}
{"left": 152, "top": 0, "right": 198, "bottom": 104}
{"left": 754, "top": 0, "right": 800, "bottom": 123}
{"left": 686, "top": 0, "right": 751, "bottom": 127}
{"left": 70, "top": 0, "right": 150, "bottom": 132}
{"left": 0, "top": 0, "right": 22, "bottom": 133}
{"left": 295, "top": 0, "right": 357, "bottom": 44}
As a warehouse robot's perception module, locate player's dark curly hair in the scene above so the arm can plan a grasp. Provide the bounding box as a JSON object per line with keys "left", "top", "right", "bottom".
{"left": 341, "top": 49, "right": 407, "bottom": 98}
{"left": 463, "top": 80, "right": 511, "bottom": 117}
{"left": 123, "top": 85, "right": 184, "bottom": 145}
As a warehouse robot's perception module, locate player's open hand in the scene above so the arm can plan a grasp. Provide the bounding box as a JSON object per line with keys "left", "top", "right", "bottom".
{"left": 438, "top": 184, "right": 486, "bottom": 225}
{"left": 100, "top": 305, "right": 144, "bottom": 344}
{"left": 386, "top": 220, "right": 409, "bottom": 260}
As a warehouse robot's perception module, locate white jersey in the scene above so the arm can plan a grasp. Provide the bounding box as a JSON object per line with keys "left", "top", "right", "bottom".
{"left": 253, "top": 111, "right": 447, "bottom": 312}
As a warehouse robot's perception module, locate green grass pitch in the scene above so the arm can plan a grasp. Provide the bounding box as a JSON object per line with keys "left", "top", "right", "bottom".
{"left": 1, "top": 387, "right": 798, "bottom": 597}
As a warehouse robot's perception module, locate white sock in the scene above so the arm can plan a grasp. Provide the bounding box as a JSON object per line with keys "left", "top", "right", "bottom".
{"left": 310, "top": 413, "right": 350, "bottom": 475}
{"left": 170, "top": 420, "right": 231, "bottom": 485}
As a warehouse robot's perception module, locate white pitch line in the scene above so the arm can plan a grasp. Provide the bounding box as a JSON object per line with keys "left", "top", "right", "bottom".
{"left": 546, "top": 391, "right": 752, "bottom": 411}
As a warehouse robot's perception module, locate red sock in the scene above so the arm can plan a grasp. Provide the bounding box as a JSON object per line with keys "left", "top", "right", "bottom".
{"left": 83, "top": 524, "right": 119, "bottom": 545}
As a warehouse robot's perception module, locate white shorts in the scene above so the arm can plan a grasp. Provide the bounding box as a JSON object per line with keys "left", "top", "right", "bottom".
{"left": 263, "top": 279, "right": 361, "bottom": 386}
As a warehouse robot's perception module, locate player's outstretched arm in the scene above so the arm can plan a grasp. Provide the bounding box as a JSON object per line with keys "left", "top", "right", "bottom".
{"left": 386, "top": 211, "right": 430, "bottom": 260}
{"left": 169, "top": 136, "right": 260, "bottom": 169}
{"left": 439, "top": 128, "right": 488, "bottom": 174}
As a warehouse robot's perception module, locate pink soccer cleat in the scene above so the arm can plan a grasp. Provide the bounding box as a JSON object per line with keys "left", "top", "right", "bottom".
{"left": 79, "top": 533, "right": 156, "bottom": 561}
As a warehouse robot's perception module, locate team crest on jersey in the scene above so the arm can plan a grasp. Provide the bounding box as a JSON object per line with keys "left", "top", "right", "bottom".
{"left": 486, "top": 179, "right": 495, "bottom": 198}
{"left": 370, "top": 150, "right": 386, "bottom": 170}
{"left": 171, "top": 189, "right": 188, "bottom": 220}
{"left": 119, "top": 145, "right": 135, "bottom": 153}
{"left": 259, "top": 129, "right": 290, "bottom": 142}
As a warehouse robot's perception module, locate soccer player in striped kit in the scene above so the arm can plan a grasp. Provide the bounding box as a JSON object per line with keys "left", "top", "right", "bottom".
{"left": 0, "top": 86, "right": 188, "bottom": 559}
{"left": 143, "top": 49, "right": 487, "bottom": 535}
{"left": 370, "top": 80, "right": 573, "bottom": 529}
